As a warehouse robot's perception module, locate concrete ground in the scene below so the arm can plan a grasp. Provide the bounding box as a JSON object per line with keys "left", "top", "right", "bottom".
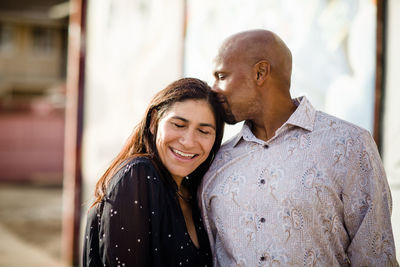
{"left": 0, "top": 183, "right": 68, "bottom": 267}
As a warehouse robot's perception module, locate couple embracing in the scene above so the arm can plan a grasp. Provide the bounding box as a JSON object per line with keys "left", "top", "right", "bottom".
{"left": 83, "top": 30, "right": 397, "bottom": 267}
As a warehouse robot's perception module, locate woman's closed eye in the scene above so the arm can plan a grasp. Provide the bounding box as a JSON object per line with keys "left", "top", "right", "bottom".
{"left": 173, "top": 122, "right": 185, "bottom": 128}
{"left": 198, "top": 126, "right": 216, "bottom": 136}
{"left": 198, "top": 129, "right": 210, "bottom": 135}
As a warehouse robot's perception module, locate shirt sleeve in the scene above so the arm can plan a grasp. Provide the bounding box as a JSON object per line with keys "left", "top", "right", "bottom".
{"left": 99, "top": 159, "right": 161, "bottom": 266}
{"left": 343, "top": 131, "right": 398, "bottom": 266}
{"left": 83, "top": 202, "right": 104, "bottom": 267}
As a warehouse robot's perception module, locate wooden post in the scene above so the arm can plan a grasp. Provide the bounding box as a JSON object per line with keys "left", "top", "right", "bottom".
{"left": 373, "top": 0, "right": 387, "bottom": 151}
{"left": 62, "top": 0, "right": 86, "bottom": 265}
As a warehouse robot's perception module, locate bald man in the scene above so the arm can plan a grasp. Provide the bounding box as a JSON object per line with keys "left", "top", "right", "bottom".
{"left": 198, "top": 30, "right": 398, "bottom": 266}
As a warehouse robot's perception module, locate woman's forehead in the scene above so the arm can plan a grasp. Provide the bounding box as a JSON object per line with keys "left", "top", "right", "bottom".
{"left": 164, "top": 99, "right": 215, "bottom": 122}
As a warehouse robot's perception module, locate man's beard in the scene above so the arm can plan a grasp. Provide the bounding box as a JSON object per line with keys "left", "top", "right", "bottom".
{"left": 223, "top": 105, "right": 237, "bottom": 125}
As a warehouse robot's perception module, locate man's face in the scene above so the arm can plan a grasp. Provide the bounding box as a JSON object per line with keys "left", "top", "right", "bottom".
{"left": 212, "top": 51, "right": 258, "bottom": 124}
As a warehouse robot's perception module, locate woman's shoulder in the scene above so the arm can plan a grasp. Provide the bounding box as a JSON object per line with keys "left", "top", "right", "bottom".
{"left": 125, "top": 156, "right": 154, "bottom": 168}
{"left": 119, "top": 156, "right": 157, "bottom": 175}
{"left": 106, "top": 156, "right": 160, "bottom": 196}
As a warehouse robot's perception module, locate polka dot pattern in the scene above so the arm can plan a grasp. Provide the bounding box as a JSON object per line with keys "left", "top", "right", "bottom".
{"left": 83, "top": 157, "right": 212, "bottom": 266}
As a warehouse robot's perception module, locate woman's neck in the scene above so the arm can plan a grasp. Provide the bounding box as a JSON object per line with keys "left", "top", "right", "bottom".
{"left": 172, "top": 175, "right": 184, "bottom": 189}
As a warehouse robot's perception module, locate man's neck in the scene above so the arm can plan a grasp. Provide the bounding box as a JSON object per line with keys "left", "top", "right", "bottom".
{"left": 251, "top": 99, "right": 297, "bottom": 141}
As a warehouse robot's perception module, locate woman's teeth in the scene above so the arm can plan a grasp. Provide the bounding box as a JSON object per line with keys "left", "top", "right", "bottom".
{"left": 172, "top": 148, "right": 196, "bottom": 158}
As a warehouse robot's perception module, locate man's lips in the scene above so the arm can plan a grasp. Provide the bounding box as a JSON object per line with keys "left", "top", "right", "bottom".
{"left": 217, "top": 95, "right": 226, "bottom": 103}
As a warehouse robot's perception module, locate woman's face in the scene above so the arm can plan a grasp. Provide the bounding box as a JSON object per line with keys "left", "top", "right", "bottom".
{"left": 154, "top": 99, "right": 216, "bottom": 183}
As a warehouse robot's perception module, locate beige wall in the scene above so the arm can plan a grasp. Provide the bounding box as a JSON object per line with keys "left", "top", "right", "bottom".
{"left": 383, "top": 0, "right": 400, "bottom": 260}
{"left": 81, "top": 0, "right": 184, "bottom": 210}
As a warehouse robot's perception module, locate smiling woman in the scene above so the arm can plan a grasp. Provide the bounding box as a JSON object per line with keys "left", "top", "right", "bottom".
{"left": 82, "top": 78, "right": 224, "bottom": 267}
{"left": 154, "top": 99, "right": 216, "bottom": 186}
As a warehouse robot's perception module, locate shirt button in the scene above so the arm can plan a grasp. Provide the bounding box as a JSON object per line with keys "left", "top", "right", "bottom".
{"left": 260, "top": 179, "right": 265, "bottom": 184}
{"left": 264, "top": 144, "right": 269, "bottom": 148}
{"left": 260, "top": 256, "right": 266, "bottom": 261}
{"left": 260, "top": 217, "right": 265, "bottom": 223}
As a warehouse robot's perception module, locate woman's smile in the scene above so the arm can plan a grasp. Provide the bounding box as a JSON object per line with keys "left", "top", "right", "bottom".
{"left": 170, "top": 147, "right": 198, "bottom": 159}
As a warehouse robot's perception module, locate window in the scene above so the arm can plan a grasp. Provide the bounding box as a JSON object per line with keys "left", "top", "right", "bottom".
{"left": 0, "top": 23, "right": 14, "bottom": 53}
{"left": 32, "top": 27, "right": 55, "bottom": 53}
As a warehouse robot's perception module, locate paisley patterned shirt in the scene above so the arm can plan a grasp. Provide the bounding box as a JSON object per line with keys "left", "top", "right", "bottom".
{"left": 199, "top": 96, "right": 398, "bottom": 267}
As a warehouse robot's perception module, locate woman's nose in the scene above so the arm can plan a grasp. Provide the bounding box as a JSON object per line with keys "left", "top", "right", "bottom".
{"left": 179, "top": 129, "right": 196, "bottom": 148}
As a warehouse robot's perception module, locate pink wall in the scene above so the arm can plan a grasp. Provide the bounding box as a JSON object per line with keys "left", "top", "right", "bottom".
{"left": 0, "top": 113, "right": 64, "bottom": 182}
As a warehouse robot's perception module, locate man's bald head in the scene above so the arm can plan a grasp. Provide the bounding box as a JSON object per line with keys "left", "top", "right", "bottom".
{"left": 216, "top": 29, "right": 292, "bottom": 88}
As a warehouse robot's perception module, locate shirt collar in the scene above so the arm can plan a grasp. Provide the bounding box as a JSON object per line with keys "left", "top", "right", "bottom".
{"left": 230, "top": 121, "right": 260, "bottom": 147}
{"left": 231, "top": 96, "right": 316, "bottom": 147}
{"left": 284, "top": 96, "right": 316, "bottom": 132}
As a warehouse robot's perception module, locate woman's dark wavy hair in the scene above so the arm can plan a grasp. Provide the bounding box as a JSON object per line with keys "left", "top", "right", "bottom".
{"left": 92, "top": 77, "right": 224, "bottom": 206}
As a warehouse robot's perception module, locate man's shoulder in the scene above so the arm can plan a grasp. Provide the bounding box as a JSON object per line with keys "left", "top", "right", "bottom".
{"left": 314, "top": 110, "right": 371, "bottom": 137}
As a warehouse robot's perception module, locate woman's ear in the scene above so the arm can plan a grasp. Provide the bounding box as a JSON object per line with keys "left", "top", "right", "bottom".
{"left": 149, "top": 109, "right": 158, "bottom": 135}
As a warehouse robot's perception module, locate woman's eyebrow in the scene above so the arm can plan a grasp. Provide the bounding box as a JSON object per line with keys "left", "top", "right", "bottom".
{"left": 171, "top": 116, "right": 188, "bottom": 122}
{"left": 171, "top": 116, "right": 216, "bottom": 130}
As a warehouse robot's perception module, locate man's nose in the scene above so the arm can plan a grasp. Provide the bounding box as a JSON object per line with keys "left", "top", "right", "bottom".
{"left": 212, "top": 82, "right": 221, "bottom": 93}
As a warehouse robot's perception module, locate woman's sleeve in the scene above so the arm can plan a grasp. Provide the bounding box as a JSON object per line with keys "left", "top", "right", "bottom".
{"left": 99, "top": 159, "right": 160, "bottom": 266}
{"left": 82, "top": 203, "right": 103, "bottom": 267}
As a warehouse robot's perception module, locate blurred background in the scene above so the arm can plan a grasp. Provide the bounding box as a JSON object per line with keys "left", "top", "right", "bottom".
{"left": 0, "top": 0, "right": 398, "bottom": 266}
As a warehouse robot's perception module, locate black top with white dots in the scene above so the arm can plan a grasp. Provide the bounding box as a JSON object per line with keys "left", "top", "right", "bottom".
{"left": 83, "top": 157, "right": 212, "bottom": 267}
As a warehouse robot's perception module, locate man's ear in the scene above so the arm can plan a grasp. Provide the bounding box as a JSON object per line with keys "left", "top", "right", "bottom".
{"left": 149, "top": 109, "right": 158, "bottom": 135}
{"left": 254, "top": 60, "right": 270, "bottom": 85}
